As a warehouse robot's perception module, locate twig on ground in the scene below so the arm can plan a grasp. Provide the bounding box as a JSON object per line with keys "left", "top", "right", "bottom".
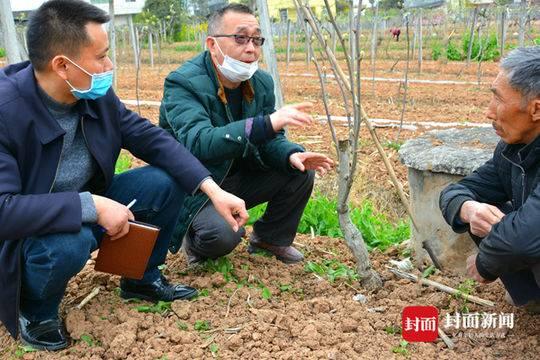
{"left": 76, "top": 287, "right": 100, "bottom": 310}
{"left": 226, "top": 288, "right": 240, "bottom": 318}
{"left": 200, "top": 335, "right": 216, "bottom": 349}
{"left": 438, "top": 327, "right": 455, "bottom": 349}
{"left": 246, "top": 293, "right": 254, "bottom": 308}
{"left": 386, "top": 266, "right": 495, "bottom": 307}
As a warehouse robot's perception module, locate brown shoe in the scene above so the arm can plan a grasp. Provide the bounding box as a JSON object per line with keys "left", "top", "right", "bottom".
{"left": 248, "top": 234, "right": 304, "bottom": 264}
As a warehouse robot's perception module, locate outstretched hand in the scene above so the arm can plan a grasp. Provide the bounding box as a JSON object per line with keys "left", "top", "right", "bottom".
{"left": 289, "top": 152, "right": 334, "bottom": 176}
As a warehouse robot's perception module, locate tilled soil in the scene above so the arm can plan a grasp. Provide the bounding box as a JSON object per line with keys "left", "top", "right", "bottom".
{"left": 1, "top": 234, "right": 538, "bottom": 359}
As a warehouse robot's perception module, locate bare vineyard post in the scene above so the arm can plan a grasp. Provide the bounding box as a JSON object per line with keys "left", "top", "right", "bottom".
{"left": 466, "top": 6, "right": 478, "bottom": 66}
{"left": 108, "top": 0, "right": 117, "bottom": 89}
{"left": 0, "top": 0, "right": 23, "bottom": 64}
{"left": 499, "top": 7, "right": 506, "bottom": 58}
{"left": 256, "top": 0, "right": 284, "bottom": 108}
{"left": 149, "top": 32, "right": 154, "bottom": 68}
{"left": 286, "top": 19, "right": 291, "bottom": 69}
{"left": 417, "top": 8, "right": 422, "bottom": 73}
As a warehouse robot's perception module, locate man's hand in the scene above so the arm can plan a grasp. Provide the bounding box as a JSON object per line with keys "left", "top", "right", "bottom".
{"left": 200, "top": 179, "right": 248, "bottom": 232}
{"left": 460, "top": 200, "right": 505, "bottom": 237}
{"left": 289, "top": 152, "right": 334, "bottom": 176}
{"left": 92, "top": 195, "right": 134, "bottom": 241}
{"left": 269, "top": 102, "right": 313, "bottom": 132}
{"left": 466, "top": 254, "right": 494, "bottom": 284}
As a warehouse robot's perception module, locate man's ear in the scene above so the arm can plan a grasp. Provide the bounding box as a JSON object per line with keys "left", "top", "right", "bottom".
{"left": 50, "top": 56, "right": 69, "bottom": 80}
{"left": 531, "top": 98, "right": 540, "bottom": 122}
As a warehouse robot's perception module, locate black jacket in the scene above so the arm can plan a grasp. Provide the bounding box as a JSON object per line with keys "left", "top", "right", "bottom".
{"left": 440, "top": 135, "right": 540, "bottom": 281}
{"left": 0, "top": 62, "right": 211, "bottom": 337}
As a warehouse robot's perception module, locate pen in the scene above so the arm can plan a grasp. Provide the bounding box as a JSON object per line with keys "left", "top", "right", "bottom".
{"left": 126, "top": 199, "right": 137, "bottom": 209}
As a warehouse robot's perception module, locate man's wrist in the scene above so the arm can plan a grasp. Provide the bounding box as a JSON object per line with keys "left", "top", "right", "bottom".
{"left": 200, "top": 178, "right": 220, "bottom": 199}
{"left": 460, "top": 200, "right": 476, "bottom": 224}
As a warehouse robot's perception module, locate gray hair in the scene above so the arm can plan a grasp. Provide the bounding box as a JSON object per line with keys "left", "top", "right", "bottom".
{"left": 500, "top": 46, "right": 540, "bottom": 103}
{"left": 207, "top": 3, "right": 254, "bottom": 36}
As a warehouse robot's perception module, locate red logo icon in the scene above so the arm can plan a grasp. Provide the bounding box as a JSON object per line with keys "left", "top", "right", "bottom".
{"left": 402, "top": 306, "right": 439, "bottom": 342}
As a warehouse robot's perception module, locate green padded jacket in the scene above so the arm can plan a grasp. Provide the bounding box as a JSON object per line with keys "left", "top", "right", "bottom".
{"left": 159, "top": 51, "right": 303, "bottom": 252}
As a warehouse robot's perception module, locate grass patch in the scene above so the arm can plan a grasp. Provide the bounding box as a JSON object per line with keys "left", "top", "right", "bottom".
{"left": 0, "top": 48, "right": 5, "bottom": 58}
{"left": 174, "top": 43, "right": 203, "bottom": 53}
{"left": 201, "top": 256, "right": 236, "bottom": 282}
{"left": 248, "top": 194, "right": 409, "bottom": 250}
{"left": 304, "top": 259, "right": 358, "bottom": 283}
{"left": 115, "top": 153, "right": 132, "bottom": 174}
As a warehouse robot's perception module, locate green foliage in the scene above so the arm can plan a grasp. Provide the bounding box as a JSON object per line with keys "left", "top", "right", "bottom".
{"left": 115, "top": 153, "right": 132, "bottom": 174}
{"left": 197, "top": 288, "right": 210, "bottom": 297}
{"left": 202, "top": 257, "right": 235, "bottom": 282}
{"left": 14, "top": 346, "right": 37, "bottom": 357}
{"left": 392, "top": 340, "right": 409, "bottom": 356}
{"left": 446, "top": 41, "right": 463, "bottom": 61}
{"left": 462, "top": 32, "right": 500, "bottom": 62}
{"left": 174, "top": 43, "right": 203, "bottom": 52}
{"left": 0, "top": 48, "right": 5, "bottom": 58}
{"left": 176, "top": 321, "right": 188, "bottom": 330}
{"left": 135, "top": 300, "right": 171, "bottom": 315}
{"left": 384, "top": 325, "right": 402, "bottom": 335}
{"left": 384, "top": 141, "right": 403, "bottom": 151}
{"left": 79, "top": 334, "right": 96, "bottom": 347}
{"left": 455, "top": 279, "right": 476, "bottom": 313}
{"left": 209, "top": 343, "right": 219, "bottom": 355}
{"left": 260, "top": 286, "right": 272, "bottom": 300}
{"left": 305, "top": 259, "right": 358, "bottom": 283}
{"left": 431, "top": 42, "right": 442, "bottom": 61}
{"left": 194, "top": 320, "right": 211, "bottom": 331}
{"left": 249, "top": 194, "right": 410, "bottom": 251}
{"left": 422, "top": 265, "right": 437, "bottom": 279}
{"left": 534, "top": 37, "right": 540, "bottom": 46}
{"left": 176, "top": 23, "right": 207, "bottom": 42}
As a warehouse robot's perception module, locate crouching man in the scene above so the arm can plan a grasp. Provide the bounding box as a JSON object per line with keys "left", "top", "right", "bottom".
{"left": 440, "top": 46, "right": 540, "bottom": 313}
{"left": 0, "top": 0, "right": 248, "bottom": 351}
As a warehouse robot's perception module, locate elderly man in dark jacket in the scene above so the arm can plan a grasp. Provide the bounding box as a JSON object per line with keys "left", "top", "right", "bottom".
{"left": 440, "top": 46, "right": 540, "bottom": 312}
{"left": 159, "top": 3, "right": 333, "bottom": 265}
{"left": 0, "top": 0, "right": 248, "bottom": 351}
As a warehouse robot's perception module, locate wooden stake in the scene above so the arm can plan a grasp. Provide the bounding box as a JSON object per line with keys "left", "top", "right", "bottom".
{"left": 386, "top": 266, "right": 495, "bottom": 307}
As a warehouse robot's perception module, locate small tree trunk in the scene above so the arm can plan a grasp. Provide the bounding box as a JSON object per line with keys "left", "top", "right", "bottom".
{"left": 466, "top": 7, "right": 478, "bottom": 65}
{"left": 286, "top": 19, "right": 291, "bottom": 70}
{"left": 108, "top": 0, "right": 117, "bottom": 89}
{"left": 417, "top": 9, "right": 423, "bottom": 74}
{"left": 149, "top": 31, "right": 154, "bottom": 68}
{"left": 337, "top": 140, "right": 382, "bottom": 291}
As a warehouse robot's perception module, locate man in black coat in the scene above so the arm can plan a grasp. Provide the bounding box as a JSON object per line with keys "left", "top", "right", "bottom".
{"left": 440, "top": 46, "right": 540, "bottom": 312}
{"left": 0, "top": 0, "right": 248, "bottom": 351}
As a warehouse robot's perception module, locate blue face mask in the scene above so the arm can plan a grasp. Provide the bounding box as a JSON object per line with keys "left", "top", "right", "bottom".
{"left": 64, "top": 56, "right": 113, "bottom": 100}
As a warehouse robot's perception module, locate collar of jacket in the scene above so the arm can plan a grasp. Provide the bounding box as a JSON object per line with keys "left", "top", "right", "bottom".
{"left": 501, "top": 134, "right": 540, "bottom": 170}
{"left": 203, "top": 51, "right": 255, "bottom": 105}
{"left": 14, "top": 62, "right": 99, "bottom": 144}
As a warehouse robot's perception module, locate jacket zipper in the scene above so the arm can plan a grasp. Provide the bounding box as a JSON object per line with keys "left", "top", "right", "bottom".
{"left": 502, "top": 152, "right": 527, "bottom": 206}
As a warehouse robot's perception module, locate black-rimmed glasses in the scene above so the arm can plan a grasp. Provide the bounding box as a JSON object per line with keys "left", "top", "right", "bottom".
{"left": 212, "top": 34, "right": 266, "bottom": 47}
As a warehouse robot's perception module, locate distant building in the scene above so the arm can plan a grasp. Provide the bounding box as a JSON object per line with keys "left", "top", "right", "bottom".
{"left": 266, "top": 0, "right": 337, "bottom": 23}
{"left": 10, "top": 0, "right": 146, "bottom": 26}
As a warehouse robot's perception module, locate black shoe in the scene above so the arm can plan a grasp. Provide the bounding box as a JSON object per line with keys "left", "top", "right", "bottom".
{"left": 18, "top": 314, "right": 69, "bottom": 351}
{"left": 120, "top": 275, "right": 198, "bottom": 301}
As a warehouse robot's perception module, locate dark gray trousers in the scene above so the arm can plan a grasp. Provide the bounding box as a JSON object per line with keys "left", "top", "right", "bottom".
{"left": 188, "top": 168, "right": 315, "bottom": 260}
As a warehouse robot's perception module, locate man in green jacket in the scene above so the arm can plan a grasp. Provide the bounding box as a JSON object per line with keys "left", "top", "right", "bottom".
{"left": 159, "top": 3, "right": 333, "bottom": 264}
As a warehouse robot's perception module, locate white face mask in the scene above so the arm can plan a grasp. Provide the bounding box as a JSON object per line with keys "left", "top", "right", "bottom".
{"left": 212, "top": 38, "right": 258, "bottom": 83}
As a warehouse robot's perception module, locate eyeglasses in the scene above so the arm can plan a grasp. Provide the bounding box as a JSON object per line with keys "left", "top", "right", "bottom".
{"left": 212, "top": 34, "right": 265, "bottom": 47}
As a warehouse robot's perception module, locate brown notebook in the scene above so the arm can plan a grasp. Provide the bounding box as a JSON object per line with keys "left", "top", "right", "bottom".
{"left": 94, "top": 220, "right": 160, "bottom": 280}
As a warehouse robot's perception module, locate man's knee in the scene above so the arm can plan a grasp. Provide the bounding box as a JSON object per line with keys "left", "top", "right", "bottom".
{"left": 192, "top": 223, "right": 242, "bottom": 259}
{"left": 24, "top": 227, "right": 95, "bottom": 278}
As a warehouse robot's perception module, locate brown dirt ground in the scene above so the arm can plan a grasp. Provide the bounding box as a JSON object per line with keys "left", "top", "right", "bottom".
{"left": 1, "top": 58, "right": 538, "bottom": 358}
{"left": 1, "top": 233, "right": 539, "bottom": 359}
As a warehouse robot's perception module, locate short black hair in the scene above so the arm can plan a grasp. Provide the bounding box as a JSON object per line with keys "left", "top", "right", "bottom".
{"left": 207, "top": 3, "right": 254, "bottom": 36}
{"left": 27, "top": 0, "right": 109, "bottom": 71}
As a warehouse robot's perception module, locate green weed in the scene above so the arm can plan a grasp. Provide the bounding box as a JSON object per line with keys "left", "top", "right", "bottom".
{"left": 194, "top": 320, "right": 211, "bottom": 331}
{"left": 392, "top": 340, "right": 409, "bottom": 356}
{"left": 176, "top": 321, "right": 188, "bottom": 330}
{"left": 115, "top": 153, "right": 132, "bottom": 174}
{"left": 14, "top": 346, "right": 37, "bottom": 357}
{"left": 305, "top": 259, "right": 358, "bottom": 283}
{"left": 201, "top": 256, "right": 236, "bottom": 282}
{"left": 249, "top": 194, "right": 410, "bottom": 251}
{"left": 135, "top": 300, "right": 171, "bottom": 315}
{"left": 0, "top": 48, "right": 5, "bottom": 58}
